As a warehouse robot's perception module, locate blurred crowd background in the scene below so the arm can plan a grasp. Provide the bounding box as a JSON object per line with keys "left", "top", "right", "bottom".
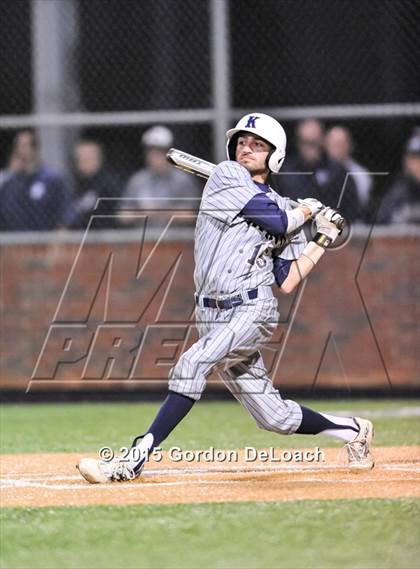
{"left": 0, "top": 0, "right": 419, "bottom": 232}
{"left": 0, "top": 0, "right": 419, "bottom": 394}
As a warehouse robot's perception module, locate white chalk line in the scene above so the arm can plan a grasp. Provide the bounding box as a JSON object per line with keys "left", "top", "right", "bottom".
{"left": 1, "top": 462, "right": 419, "bottom": 491}
{"left": 2, "top": 460, "right": 419, "bottom": 480}
{"left": 1, "top": 476, "right": 419, "bottom": 491}
{"left": 382, "top": 465, "right": 420, "bottom": 472}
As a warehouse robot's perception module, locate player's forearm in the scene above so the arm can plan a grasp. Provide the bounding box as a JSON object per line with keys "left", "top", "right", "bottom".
{"left": 279, "top": 208, "right": 344, "bottom": 294}
{"left": 279, "top": 242, "right": 325, "bottom": 293}
{"left": 285, "top": 206, "right": 312, "bottom": 234}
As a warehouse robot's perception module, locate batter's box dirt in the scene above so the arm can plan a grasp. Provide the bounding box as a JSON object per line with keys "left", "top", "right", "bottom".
{"left": 1, "top": 447, "right": 419, "bottom": 508}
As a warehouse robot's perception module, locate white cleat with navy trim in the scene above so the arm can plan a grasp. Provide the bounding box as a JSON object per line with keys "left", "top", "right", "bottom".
{"left": 77, "top": 433, "right": 152, "bottom": 483}
{"left": 77, "top": 457, "right": 138, "bottom": 483}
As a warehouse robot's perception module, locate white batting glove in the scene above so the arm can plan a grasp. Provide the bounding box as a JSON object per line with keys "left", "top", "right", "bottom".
{"left": 297, "top": 198, "right": 324, "bottom": 217}
{"left": 320, "top": 207, "right": 345, "bottom": 232}
{"left": 313, "top": 210, "right": 340, "bottom": 247}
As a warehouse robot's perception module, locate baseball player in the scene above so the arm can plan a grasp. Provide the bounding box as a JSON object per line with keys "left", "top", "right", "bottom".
{"left": 78, "top": 113, "right": 374, "bottom": 483}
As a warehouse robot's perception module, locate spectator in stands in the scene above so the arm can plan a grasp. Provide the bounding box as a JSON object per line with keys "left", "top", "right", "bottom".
{"left": 274, "top": 119, "right": 360, "bottom": 222}
{"left": 376, "top": 129, "right": 420, "bottom": 224}
{"left": 119, "top": 126, "right": 201, "bottom": 227}
{"left": 325, "top": 126, "right": 373, "bottom": 215}
{"left": 0, "top": 149, "right": 22, "bottom": 188}
{"left": 68, "top": 139, "right": 122, "bottom": 230}
{"left": 0, "top": 129, "right": 72, "bottom": 231}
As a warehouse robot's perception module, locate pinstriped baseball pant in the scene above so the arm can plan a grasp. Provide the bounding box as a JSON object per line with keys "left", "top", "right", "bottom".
{"left": 168, "top": 291, "right": 303, "bottom": 435}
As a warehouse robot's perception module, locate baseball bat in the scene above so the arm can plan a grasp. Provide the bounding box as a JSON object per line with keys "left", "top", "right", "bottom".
{"left": 166, "top": 148, "right": 303, "bottom": 208}
{"left": 166, "top": 148, "right": 215, "bottom": 179}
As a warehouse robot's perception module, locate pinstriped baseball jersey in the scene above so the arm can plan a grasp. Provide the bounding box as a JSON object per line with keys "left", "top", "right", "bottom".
{"left": 194, "top": 160, "right": 307, "bottom": 296}
{"left": 168, "top": 159, "right": 305, "bottom": 431}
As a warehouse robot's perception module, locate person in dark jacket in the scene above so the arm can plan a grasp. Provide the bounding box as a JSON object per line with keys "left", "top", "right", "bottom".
{"left": 273, "top": 119, "right": 361, "bottom": 222}
{"left": 68, "top": 139, "right": 122, "bottom": 230}
{"left": 0, "top": 130, "right": 72, "bottom": 231}
{"left": 376, "top": 129, "right": 420, "bottom": 224}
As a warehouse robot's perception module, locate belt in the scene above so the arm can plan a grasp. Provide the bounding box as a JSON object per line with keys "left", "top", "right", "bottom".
{"left": 195, "top": 288, "right": 259, "bottom": 310}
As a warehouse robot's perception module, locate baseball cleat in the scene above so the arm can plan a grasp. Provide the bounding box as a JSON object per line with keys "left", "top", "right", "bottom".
{"left": 77, "top": 433, "right": 152, "bottom": 484}
{"left": 345, "top": 417, "right": 374, "bottom": 471}
{"left": 76, "top": 457, "right": 138, "bottom": 484}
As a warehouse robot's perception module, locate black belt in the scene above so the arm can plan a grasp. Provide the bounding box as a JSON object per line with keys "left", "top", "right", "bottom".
{"left": 196, "top": 288, "right": 259, "bottom": 310}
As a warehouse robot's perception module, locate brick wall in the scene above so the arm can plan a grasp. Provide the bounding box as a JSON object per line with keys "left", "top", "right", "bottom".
{"left": 1, "top": 230, "right": 419, "bottom": 394}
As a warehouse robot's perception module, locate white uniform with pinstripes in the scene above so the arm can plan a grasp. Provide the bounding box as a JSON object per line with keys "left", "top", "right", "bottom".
{"left": 168, "top": 161, "right": 307, "bottom": 434}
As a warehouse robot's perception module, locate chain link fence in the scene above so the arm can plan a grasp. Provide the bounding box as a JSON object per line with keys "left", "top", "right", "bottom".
{"left": 231, "top": 0, "right": 420, "bottom": 107}
{"left": 1, "top": 0, "right": 419, "bottom": 394}
{"left": 0, "top": 0, "right": 419, "bottom": 230}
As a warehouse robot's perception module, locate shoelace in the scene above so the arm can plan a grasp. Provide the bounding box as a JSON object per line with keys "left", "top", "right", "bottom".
{"left": 110, "top": 461, "right": 136, "bottom": 482}
{"left": 346, "top": 440, "right": 368, "bottom": 461}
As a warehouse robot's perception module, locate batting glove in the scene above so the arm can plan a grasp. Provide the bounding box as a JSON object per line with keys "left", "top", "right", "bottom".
{"left": 313, "top": 210, "right": 341, "bottom": 248}
{"left": 297, "top": 198, "right": 324, "bottom": 217}
{"left": 319, "top": 206, "right": 345, "bottom": 232}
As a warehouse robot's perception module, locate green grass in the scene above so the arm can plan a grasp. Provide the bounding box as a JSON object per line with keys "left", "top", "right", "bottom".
{"left": 0, "top": 399, "right": 419, "bottom": 454}
{"left": 1, "top": 400, "right": 419, "bottom": 569}
{"left": 1, "top": 499, "right": 419, "bottom": 569}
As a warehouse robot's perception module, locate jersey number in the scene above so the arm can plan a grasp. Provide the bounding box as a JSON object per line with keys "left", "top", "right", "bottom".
{"left": 247, "top": 243, "right": 269, "bottom": 268}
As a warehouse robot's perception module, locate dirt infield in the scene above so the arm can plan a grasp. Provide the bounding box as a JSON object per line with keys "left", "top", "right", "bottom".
{"left": 1, "top": 447, "right": 419, "bottom": 508}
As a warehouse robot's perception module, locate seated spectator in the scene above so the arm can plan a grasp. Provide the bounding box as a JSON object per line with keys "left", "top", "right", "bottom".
{"left": 68, "top": 139, "right": 122, "bottom": 230}
{"left": 119, "top": 126, "right": 201, "bottom": 227}
{"left": 376, "top": 129, "right": 420, "bottom": 224}
{"left": 0, "top": 129, "right": 72, "bottom": 231}
{"left": 274, "top": 119, "right": 360, "bottom": 222}
{"left": 325, "top": 126, "right": 373, "bottom": 215}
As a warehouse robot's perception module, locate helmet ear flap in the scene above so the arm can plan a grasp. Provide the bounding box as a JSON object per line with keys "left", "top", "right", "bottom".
{"left": 265, "top": 149, "right": 274, "bottom": 171}
{"left": 227, "top": 133, "right": 239, "bottom": 160}
{"left": 268, "top": 149, "right": 285, "bottom": 173}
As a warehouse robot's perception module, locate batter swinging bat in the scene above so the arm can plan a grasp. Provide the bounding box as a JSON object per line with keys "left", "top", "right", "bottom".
{"left": 166, "top": 147, "right": 345, "bottom": 231}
